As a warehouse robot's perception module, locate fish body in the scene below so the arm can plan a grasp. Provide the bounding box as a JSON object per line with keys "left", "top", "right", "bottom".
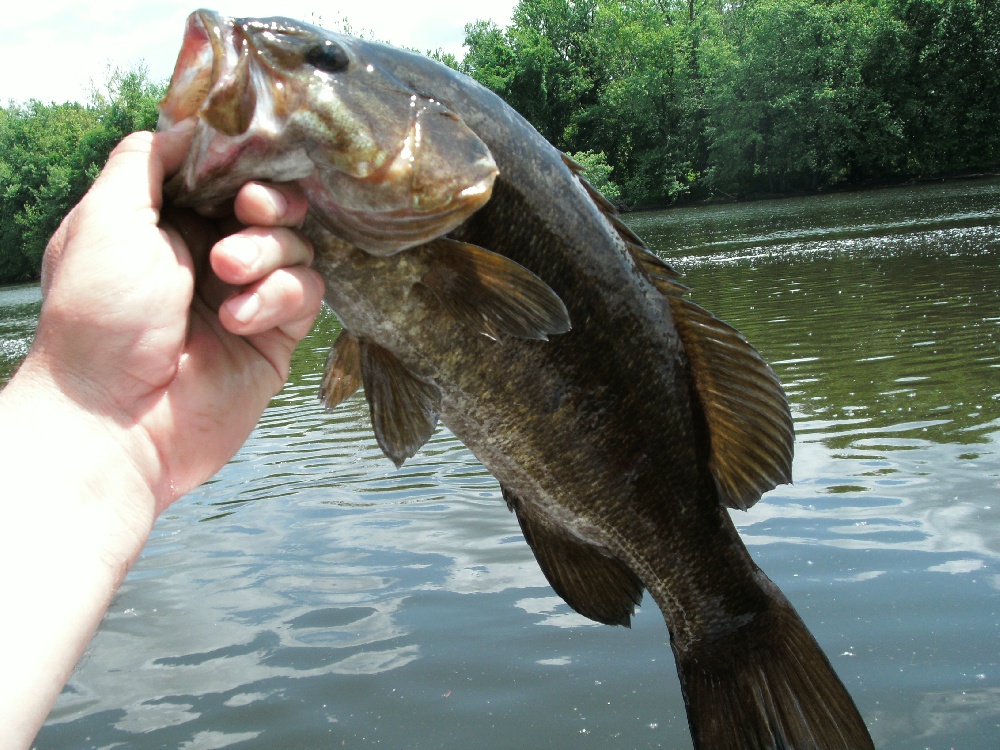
{"left": 160, "top": 11, "right": 874, "bottom": 749}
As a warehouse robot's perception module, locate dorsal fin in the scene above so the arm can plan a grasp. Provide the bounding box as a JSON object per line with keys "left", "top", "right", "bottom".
{"left": 359, "top": 339, "right": 441, "bottom": 468}
{"left": 605, "top": 210, "right": 646, "bottom": 248}
{"left": 669, "top": 297, "right": 794, "bottom": 510}
{"left": 420, "top": 238, "right": 571, "bottom": 342}
{"left": 564, "top": 150, "right": 792, "bottom": 509}
{"left": 561, "top": 151, "right": 623, "bottom": 215}
{"left": 624, "top": 241, "right": 690, "bottom": 297}
{"left": 503, "top": 487, "right": 644, "bottom": 627}
{"left": 578, "top": 174, "right": 616, "bottom": 213}
{"left": 559, "top": 152, "right": 685, "bottom": 292}
{"left": 319, "top": 328, "right": 363, "bottom": 409}
{"left": 560, "top": 151, "right": 586, "bottom": 174}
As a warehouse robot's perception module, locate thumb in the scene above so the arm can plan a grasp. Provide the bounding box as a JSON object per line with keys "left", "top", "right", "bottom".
{"left": 89, "top": 119, "right": 197, "bottom": 215}
{"left": 152, "top": 117, "right": 198, "bottom": 178}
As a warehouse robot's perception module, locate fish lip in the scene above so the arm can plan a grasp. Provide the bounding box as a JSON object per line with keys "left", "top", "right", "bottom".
{"left": 196, "top": 8, "right": 230, "bottom": 78}
{"left": 157, "top": 9, "right": 234, "bottom": 130}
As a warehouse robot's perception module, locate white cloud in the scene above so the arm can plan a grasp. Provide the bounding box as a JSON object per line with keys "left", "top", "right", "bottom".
{"left": 0, "top": 0, "right": 518, "bottom": 105}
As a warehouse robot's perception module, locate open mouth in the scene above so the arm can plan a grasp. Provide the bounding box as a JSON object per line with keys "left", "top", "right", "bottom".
{"left": 158, "top": 10, "right": 257, "bottom": 136}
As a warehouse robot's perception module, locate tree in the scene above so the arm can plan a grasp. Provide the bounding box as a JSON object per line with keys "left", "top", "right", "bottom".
{"left": 0, "top": 66, "right": 164, "bottom": 284}
{"left": 576, "top": 0, "right": 707, "bottom": 205}
{"left": 0, "top": 101, "right": 101, "bottom": 282}
{"left": 462, "top": 0, "right": 999, "bottom": 206}
{"left": 887, "top": 0, "right": 1000, "bottom": 173}
{"left": 463, "top": 0, "right": 604, "bottom": 149}
{"left": 567, "top": 149, "right": 622, "bottom": 202}
{"left": 702, "top": 0, "right": 907, "bottom": 195}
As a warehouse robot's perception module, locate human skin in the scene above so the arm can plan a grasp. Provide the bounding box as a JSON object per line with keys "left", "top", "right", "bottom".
{"left": 0, "top": 122, "right": 325, "bottom": 748}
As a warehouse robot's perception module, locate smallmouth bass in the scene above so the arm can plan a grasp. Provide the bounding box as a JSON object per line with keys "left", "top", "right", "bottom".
{"left": 159, "top": 10, "right": 875, "bottom": 749}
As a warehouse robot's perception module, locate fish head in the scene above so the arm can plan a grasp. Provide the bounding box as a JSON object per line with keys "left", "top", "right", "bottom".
{"left": 158, "top": 9, "right": 498, "bottom": 254}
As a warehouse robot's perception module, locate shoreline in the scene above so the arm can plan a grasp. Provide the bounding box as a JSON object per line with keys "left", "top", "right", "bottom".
{"left": 623, "top": 169, "right": 1000, "bottom": 213}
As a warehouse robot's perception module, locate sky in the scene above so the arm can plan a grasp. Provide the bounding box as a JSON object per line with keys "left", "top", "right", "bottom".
{"left": 1, "top": 0, "right": 519, "bottom": 105}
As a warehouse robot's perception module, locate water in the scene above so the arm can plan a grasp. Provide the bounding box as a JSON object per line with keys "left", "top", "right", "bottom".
{"left": 3, "top": 178, "right": 998, "bottom": 749}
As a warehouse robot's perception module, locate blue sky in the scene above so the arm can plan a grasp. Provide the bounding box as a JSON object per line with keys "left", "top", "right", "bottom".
{"left": 1, "top": 1, "right": 518, "bottom": 105}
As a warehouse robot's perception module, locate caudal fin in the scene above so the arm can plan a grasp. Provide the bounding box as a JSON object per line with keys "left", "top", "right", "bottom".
{"left": 675, "top": 595, "right": 874, "bottom": 750}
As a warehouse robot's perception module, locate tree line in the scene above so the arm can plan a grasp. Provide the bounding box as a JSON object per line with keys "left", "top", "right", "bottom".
{"left": 2, "top": 0, "right": 998, "bottom": 283}
{"left": 461, "top": 0, "right": 1000, "bottom": 206}
{"left": 0, "top": 69, "right": 164, "bottom": 283}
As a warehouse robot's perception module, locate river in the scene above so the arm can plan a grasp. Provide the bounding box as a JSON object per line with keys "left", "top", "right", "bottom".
{"left": 3, "top": 177, "right": 998, "bottom": 749}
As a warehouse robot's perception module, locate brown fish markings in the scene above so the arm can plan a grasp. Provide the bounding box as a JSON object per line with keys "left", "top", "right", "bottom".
{"left": 160, "top": 10, "right": 875, "bottom": 749}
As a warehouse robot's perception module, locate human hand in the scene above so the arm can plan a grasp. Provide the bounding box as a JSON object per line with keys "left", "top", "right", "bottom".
{"left": 26, "top": 123, "right": 324, "bottom": 514}
{"left": 0, "top": 122, "right": 325, "bottom": 748}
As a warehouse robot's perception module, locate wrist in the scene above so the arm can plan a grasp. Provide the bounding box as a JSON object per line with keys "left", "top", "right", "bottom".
{"left": 0, "top": 358, "right": 168, "bottom": 746}
{"left": 0, "top": 355, "right": 164, "bottom": 566}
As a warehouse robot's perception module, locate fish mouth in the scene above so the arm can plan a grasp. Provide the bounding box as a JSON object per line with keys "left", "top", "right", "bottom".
{"left": 159, "top": 10, "right": 497, "bottom": 254}
{"left": 158, "top": 10, "right": 243, "bottom": 133}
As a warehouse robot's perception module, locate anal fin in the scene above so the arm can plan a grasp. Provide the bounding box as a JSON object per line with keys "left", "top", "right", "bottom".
{"left": 420, "top": 238, "right": 571, "bottom": 342}
{"left": 503, "top": 487, "right": 643, "bottom": 627}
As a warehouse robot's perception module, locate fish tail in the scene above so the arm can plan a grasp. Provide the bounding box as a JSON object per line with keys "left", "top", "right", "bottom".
{"left": 673, "top": 581, "right": 874, "bottom": 750}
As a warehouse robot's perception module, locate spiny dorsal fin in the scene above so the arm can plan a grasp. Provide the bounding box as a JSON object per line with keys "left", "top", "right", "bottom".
{"left": 561, "top": 151, "right": 586, "bottom": 174}
{"left": 560, "top": 153, "right": 686, "bottom": 291}
{"left": 669, "top": 297, "right": 794, "bottom": 510}
{"left": 320, "top": 328, "right": 363, "bottom": 409}
{"left": 503, "top": 487, "right": 644, "bottom": 627}
{"left": 420, "top": 238, "right": 570, "bottom": 342}
{"left": 578, "top": 174, "right": 617, "bottom": 213}
{"left": 624, "top": 241, "right": 689, "bottom": 297}
{"left": 562, "top": 151, "right": 622, "bottom": 215}
{"left": 605, "top": 210, "right": 646, "bottom": 248}
{"left": 359, "top": 339, "right": 441, "bottom": 468}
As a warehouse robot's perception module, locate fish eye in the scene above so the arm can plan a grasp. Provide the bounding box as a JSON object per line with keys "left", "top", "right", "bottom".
{"left": 305, "top": 41, "right": 349, "bottom": 74}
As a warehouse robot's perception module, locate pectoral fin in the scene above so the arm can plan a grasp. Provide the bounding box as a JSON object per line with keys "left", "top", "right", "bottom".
{"left": 503, "top": 487, "right": 644, "bottom": 627}
{"left": 670, "top": 297, "right": 794, "bottom": 510}
{"left": 420, "top": 238, "right": 571, "bottom": 342}
{"left": 320, "top": 329, "right": 363, "bottom": 409}
{"left": 360, "top": 339, "right": 441, "bottom": 468}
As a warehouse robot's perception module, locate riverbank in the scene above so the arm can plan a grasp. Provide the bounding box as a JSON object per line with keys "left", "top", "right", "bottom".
{"left": 626, "top": 168, "right": 1000, "bottom": 212}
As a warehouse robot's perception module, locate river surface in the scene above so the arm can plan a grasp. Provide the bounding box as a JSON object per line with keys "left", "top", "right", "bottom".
{"left": 3, "top": 178, "right": 998, "bottom": 749}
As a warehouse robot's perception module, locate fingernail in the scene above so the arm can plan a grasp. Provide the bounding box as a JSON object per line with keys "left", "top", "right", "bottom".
{"left": 223, "top": 237, "right": 259, "bottom": 271}
{"left": 230, "top": 292, "right": 261, "bottom": 324}
{"left": 263, "top": 186, "right": 288, "bottom": 219}
{"left": 164, "top": 117, "right": 197, "bottom": 135}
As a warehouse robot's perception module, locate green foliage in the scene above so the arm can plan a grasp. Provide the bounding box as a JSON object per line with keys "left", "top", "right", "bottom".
{"left": 464, "top": 0, "right": 1000, "bottom": 205}
{"left": 427, "top": 49, "right": 461, "bottom": 70}
{"left": 462, "top": 0, "right": 605, "bottom": 148}
{"left": 567, "top": 150, "right": 622, "bottom": 203}
{"left": 702, "top": 0, "right": 908, "bottom": 194}
{"left": 0, "top": 66, "right": 165, "bottom": 284}
{"left": 887, "top": 0, "right": 1000, "bottom": 173}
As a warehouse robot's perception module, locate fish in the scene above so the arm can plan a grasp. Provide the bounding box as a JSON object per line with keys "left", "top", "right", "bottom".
{"left": 158, "top": 10, "right": 875, "bottom": 749}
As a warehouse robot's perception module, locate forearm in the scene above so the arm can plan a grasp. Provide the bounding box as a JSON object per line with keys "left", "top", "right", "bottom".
{"left": 0, "top": 364, "right": 161, "bottom": 749}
